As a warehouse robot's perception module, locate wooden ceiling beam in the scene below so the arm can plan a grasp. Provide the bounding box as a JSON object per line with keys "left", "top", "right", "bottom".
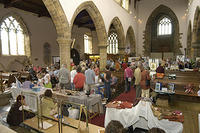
{"left": 21, "top": 0, "right": 45, "bottom": 9}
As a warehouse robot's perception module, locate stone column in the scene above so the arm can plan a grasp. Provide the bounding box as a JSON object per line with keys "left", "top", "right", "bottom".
{"left": 99, "top": 45, "right": 107, "bottom": 70}
{"left": 192, "top": 30, "right": 200, "bottom": 59}
{"left": 118, "top": 46, "right": 126, "bottom": 60}
{"left": 57, "top": 37, "right": 71, "bottom": 70}
{"left": 192, "top": 42, "right": 200, "bottom": 58}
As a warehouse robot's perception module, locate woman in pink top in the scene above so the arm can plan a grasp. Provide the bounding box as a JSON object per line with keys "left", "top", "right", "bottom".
{"left": 124, "top": 64, "right": 133, "bottom": 92}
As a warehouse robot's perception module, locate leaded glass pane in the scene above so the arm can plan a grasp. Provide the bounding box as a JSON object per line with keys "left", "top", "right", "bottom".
{"left": 0, "top": 16, "right": 25, "bottom": 55}
{"left": 17, "top": 31, "right": 25, "bottom": 55}
{"left": 1, "top": 29, "right": 9, "bottom": 55}
{"left": 158, "top": 17, "right": 172, "bottom": 35}
{"left": 107, "top": 32, "right": 118, "bottom": 54}
{"left": 9, "top": 29, "right": 17, "bottom": 55}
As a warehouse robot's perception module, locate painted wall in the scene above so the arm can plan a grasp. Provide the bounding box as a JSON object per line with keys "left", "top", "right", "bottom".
{"left": 137, "top": 0, "right": 188, "bottom": 56}
{"left": 0, "top": 4, "right": 58, "bottom": 71}
{"left": 187, "top": 0, "right": 200, "bottom": 31}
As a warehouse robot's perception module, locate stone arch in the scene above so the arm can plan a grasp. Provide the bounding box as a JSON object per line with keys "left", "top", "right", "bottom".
{"left": 126, "top": 26, "right": 136, "bottom": 56}
{"left": 108, "top": 17, "right": 126, "bottom": 52}
{"left": 192, "top": 6, "right": 200, "bottom": 58}
{"left": 187, "top": 21, "right": 192, "bottom": 58}
{"left": 70, "top": 1, "right": 107, "bottom": 69}
{"left": 0, "top": 12, "right": 31, "bottom": 58}
{"left": 144, "top": 5, "right": 181, "bottom": 56}
{"left": 42, "top": 0, "right": 70, "bottom": 38}
{"left": 195, "top": 6, "right": 200, "bottom": 43}
{"left": 71, "top": 1, "right": 107, "bottom": 46}
{"left": 42, "top": 0, "right": 71, "bottom": 69}
{"left": 193, "top": 6, "right": 200, "bottom": 33}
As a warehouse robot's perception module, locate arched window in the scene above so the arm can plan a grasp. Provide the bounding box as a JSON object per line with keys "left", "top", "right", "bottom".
{"left": 84, "top": 34, "right": 92, "bottom": 54}
{"left": 0, "top": 16, "right": 25, "bottom": 55}
{"left": 158, "top": 17, "right": 172, "bottom": 35}
{"left": 107, "top": 32, "right": 118, "bottom": 54}
{"left": 122, "top": 0, "right": 129, "bottom": 10}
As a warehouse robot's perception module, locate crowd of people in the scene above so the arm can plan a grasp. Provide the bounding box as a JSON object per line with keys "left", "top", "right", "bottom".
{"left": 6, "top": 57, "right": 174, "bottom": 132}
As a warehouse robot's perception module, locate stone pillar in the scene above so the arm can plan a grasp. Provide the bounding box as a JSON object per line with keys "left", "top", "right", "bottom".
{"left": 99, "top": 45, "right": 107, "bottom": 70}
{"left": 192, "top": 29, "right": 200, "bottom": 59}
{"left": 57, "top": 37, "right": 71, "bottom": 70}
{"left": 118, "top": 47, "right": 126, "bottom": 60}
{"left": 192, "top": 42, "right": 200, "bottom": 58}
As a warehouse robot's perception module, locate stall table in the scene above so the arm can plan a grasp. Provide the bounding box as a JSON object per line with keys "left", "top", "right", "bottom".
{"left": 105, "top": 100, "right": 183, "bottom": 133}
{"left": 53, "top": 91, "right": 103, "bottom": 116}
{"left": 23, "top": 116, "right": 104, "bottom": 133}
{"left": 11, "top": 87, "right": 50, "bottom": 112}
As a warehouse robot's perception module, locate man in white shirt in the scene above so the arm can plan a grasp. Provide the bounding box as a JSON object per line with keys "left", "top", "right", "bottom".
{"left": 85, "top": 64, "right": 95, "bottom": 94}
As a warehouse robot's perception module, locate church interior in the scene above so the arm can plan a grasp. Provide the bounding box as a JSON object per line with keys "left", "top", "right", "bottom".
{"left": 0, "top": 0, "right": 200, "bottom": 133}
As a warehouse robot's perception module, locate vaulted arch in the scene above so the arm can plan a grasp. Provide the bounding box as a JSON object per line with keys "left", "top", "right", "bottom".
{"left": 109, "top": 17, "right": 125, "bottom": 51}
{"left": 42, "top": 0, "right": 71, "bottom": 69}
{"left": 126, "top": 26, "right": 136, "bottom": 56}
{"left": 71, "top": 1, "right": 107, "bottom": 46}
{"left": 71, "top": 1, "right": 107, "bottom": 69}
{"left": 193, "top": 6, "right": 200, "bottom": 33}
{"left": 187, "top": 21, "right": 192, "bottom": 58}
{"left": 144, "top": 5, "right": 181, "bottom": 56}
{"left": 192, "top": 6, "right": 200, "bottom": 58}
{"left": 195, "top": 6, "right": 200, "bottom": 43}
{"left": 42, "top": 0, "right": 70, "bottom": 38}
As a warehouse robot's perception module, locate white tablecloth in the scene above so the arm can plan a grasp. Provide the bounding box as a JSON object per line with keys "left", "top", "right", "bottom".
{"left": 11, "top": 86, "right": 49, "bottom": 112}
{"left": 105, "top": 100, "right": 183, "bottom": 133}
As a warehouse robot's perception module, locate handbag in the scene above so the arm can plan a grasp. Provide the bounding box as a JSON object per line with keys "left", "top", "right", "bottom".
{"left": 128, "top": 77, "right": 132, "bottom": 82}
